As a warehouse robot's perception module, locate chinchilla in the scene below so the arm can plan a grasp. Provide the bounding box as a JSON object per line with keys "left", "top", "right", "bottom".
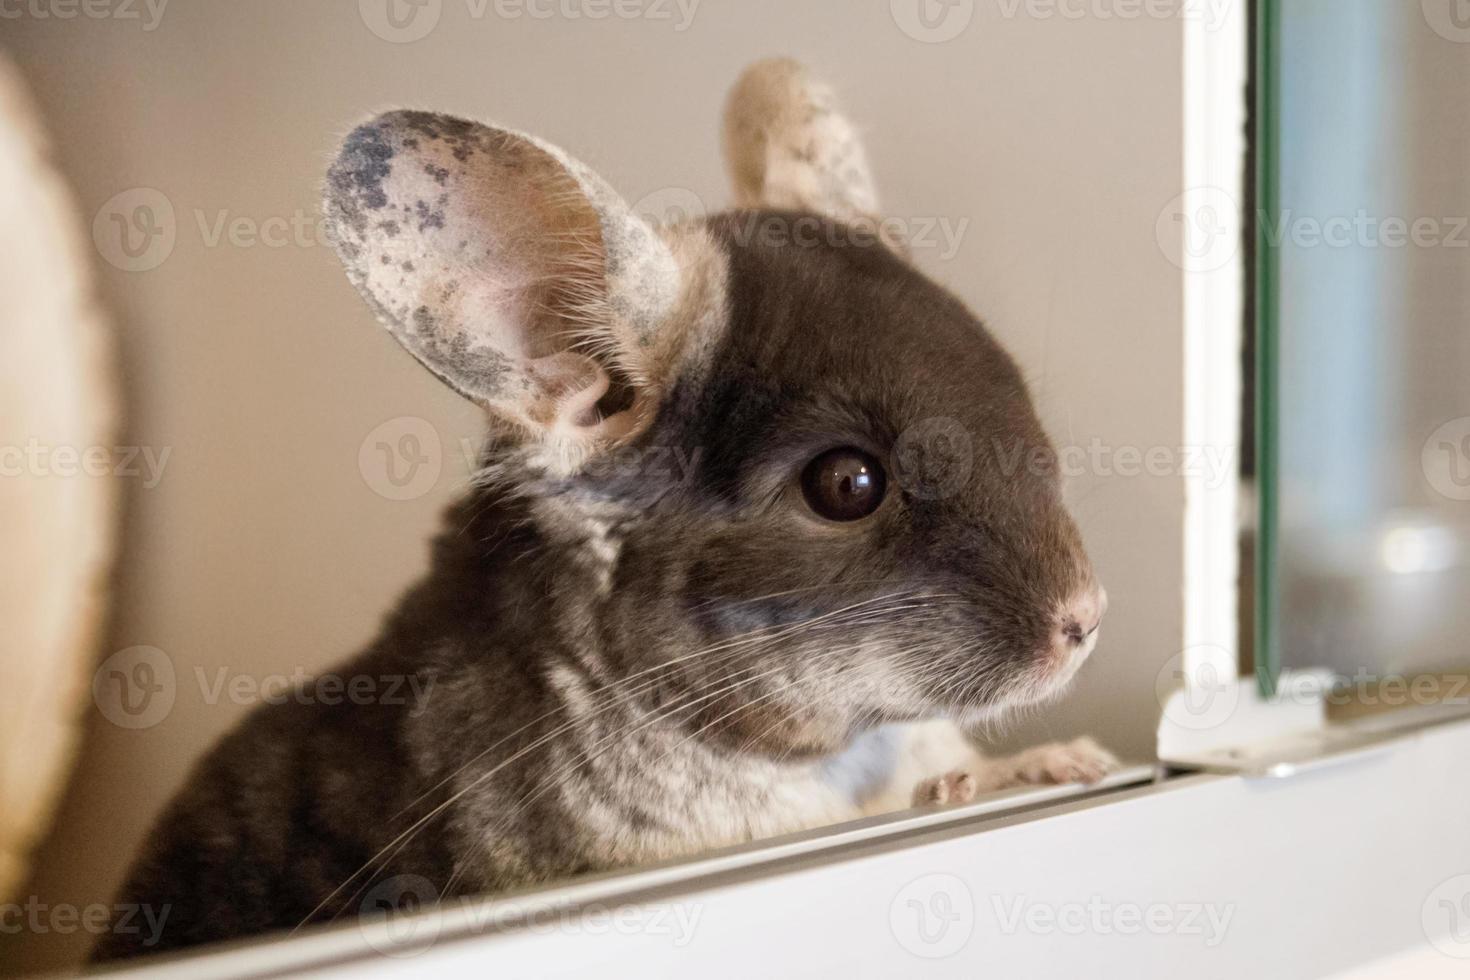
{"left": 95, "top": 57, "right": 1115, "bottom": 962}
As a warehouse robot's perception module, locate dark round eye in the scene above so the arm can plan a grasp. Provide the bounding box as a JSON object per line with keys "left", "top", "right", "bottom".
{"left": 800, "top": 447, "right": 887, "bottom": 522}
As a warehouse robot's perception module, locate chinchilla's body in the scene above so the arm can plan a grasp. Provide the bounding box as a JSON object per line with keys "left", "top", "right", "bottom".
{"left": 96, "top": 59, "right": 1115, "bottom": 961}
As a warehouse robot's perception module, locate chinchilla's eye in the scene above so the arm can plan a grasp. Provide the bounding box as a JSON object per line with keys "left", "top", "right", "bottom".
{"left": 800, "top": 447, "right": 887, "bottom": 522}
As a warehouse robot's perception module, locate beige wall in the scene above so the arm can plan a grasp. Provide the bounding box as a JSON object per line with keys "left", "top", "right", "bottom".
{"left": 0, "top": 2, "right": 1182, "bottom": 972}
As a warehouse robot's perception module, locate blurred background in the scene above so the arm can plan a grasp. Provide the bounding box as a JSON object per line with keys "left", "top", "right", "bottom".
{"left": 0, "top": 2, "right": 1189, "bottom": 972}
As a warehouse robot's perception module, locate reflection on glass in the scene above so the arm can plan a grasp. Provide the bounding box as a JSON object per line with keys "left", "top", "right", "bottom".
{"left": 1275, "top": 0, "right": 1470, "bottom": 681}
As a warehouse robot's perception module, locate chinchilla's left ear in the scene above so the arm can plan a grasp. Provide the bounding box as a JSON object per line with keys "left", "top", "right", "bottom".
{"left": 323, "top": 110, "right": 703, "bottom": 472}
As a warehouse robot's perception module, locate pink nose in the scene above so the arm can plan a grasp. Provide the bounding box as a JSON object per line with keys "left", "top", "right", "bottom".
{"left": 1055, "top": 584, "right": 1107, "bottom": 653}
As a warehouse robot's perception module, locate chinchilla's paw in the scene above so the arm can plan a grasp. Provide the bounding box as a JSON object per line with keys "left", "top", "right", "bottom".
{"left": 1009, "top": 737, "right": 1119, "bottom": 786}
{"left": 912, "top": 770, "right": 979, "bottom": 807}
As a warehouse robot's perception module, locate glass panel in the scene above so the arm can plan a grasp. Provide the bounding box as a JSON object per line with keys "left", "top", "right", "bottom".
{"left": 1263, "top": 0, "right": 1470, "bottom": 692}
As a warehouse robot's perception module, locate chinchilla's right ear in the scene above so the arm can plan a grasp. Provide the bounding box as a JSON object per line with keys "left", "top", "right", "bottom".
{"left": 722, "top": 58, "right": 887, "bottom": 233}
{"left": 323, "top": 111, "right": 705, "bottom": 473}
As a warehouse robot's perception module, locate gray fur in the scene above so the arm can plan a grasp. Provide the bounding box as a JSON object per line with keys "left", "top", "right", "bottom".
{"left": 95, "top": 62, "right": 1109, "bottom": 963}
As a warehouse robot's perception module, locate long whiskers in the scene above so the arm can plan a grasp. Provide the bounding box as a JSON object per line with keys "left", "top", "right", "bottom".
{"left": 426, "top": 595, "right": 955, "bottom": 887}
{"left": 298, "top": 589, "right": 951, "bottom": 929}
{"left": 436, "top": 610, "right": 959, "bottom": 896}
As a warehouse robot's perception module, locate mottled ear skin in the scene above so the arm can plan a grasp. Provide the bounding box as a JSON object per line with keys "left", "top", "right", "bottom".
{"left": 323, "top": 111, "right": 689, "bottom": 465}
{"left": 95, "top": 60, "right": 1108, "bottom": 964}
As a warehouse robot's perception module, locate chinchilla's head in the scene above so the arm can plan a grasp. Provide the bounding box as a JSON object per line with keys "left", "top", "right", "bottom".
{"left": 323, "top": 58, "right": 1105, "bottom": 756}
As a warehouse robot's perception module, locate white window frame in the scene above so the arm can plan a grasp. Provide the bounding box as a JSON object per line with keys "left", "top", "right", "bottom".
{"left": 105, "top": 712, "right": 1470, "bottom": 979}
{"left": 1181, "top": 0, "right": 1246, "bottom": 690}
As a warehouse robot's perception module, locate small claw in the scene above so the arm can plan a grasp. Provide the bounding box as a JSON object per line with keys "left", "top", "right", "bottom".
{"left": 913, "top": 771, "right": 978, "bottom": 808}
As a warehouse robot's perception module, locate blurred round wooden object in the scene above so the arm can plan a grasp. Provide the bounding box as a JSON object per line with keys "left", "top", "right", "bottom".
{"left": 0, "top": 57, "right": 119, "bottom": 902}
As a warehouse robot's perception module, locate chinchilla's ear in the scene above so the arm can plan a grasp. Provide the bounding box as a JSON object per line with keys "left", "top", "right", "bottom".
{"left": 722, "top": 58, "right": 886, "bottom": 231}
{"left": 324, "top": 111, "right": 690, "bottom": 470}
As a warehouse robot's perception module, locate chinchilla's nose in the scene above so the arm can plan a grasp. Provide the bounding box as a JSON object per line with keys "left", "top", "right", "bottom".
{"left": 1055, "top": 583, "right": 1107, "bottom": 655}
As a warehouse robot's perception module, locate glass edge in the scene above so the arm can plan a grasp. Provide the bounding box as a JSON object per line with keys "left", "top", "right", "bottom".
{"left": 1253, "top": 0, "right": 1281, "bottom": 699}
